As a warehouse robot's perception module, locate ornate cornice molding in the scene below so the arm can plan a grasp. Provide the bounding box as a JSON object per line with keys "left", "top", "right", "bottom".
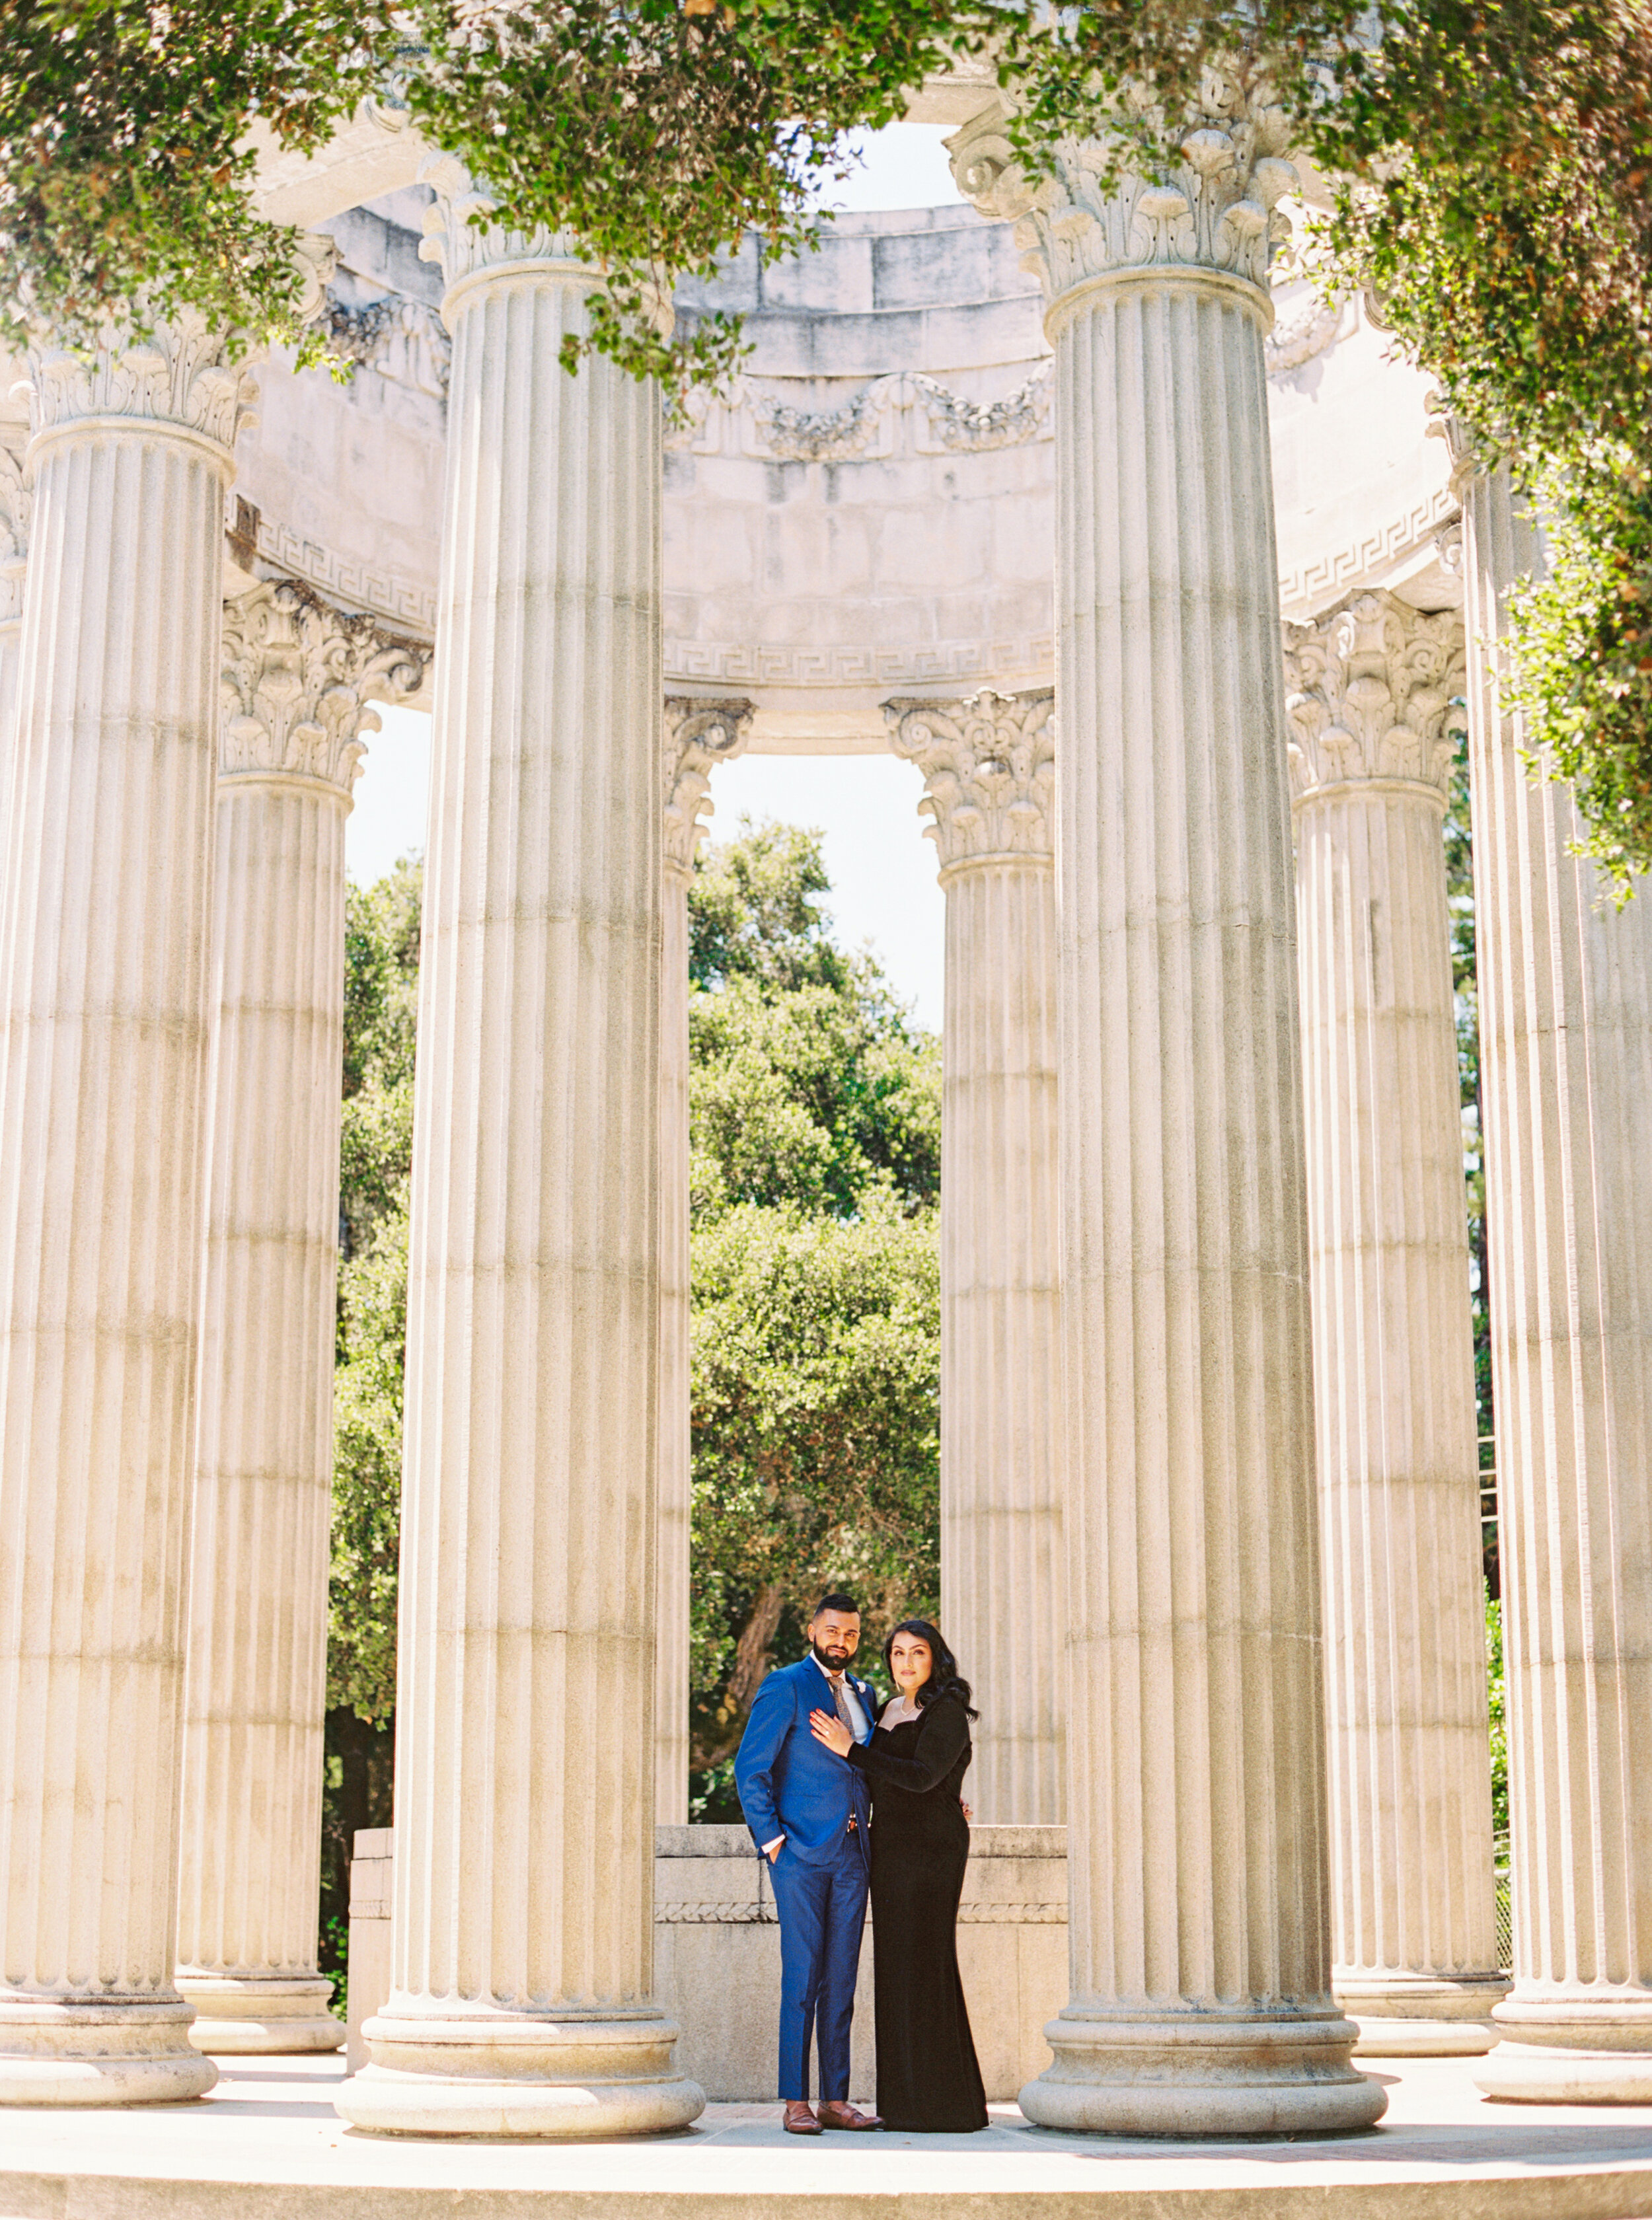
{"left": 1284, "top": 591, "right": 1466, "bottom": 806}
{"left": 885, "top": 688, "right": 1055, "bottom": 874}
{"left": 913, "top": 363, "right": 1053, "bottom": 451}
{"left": 749, "top": 381, "right": 887, "bottom": 465}
{"left": 663, "top": 696, "right": 755, "bottom": 879}
{"left": 219, "top": 581, "right": 428, "bottom": 798}
{"left": 947, "top": 74, "right": 1295, "bottom": 315}
{"left": 27, "top": 309, "right": 257, "bottom": 457}
{"left": 665, "top": 361, "right": 1055, "bottom": 464}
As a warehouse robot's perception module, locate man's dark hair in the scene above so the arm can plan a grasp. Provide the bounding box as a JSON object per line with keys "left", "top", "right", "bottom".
{"left": 811, "top": 1591, "right": 859, "bottom": 1619}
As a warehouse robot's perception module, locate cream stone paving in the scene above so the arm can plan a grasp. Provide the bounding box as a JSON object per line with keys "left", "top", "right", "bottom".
{"left": 3, "top": 2052, "right": 1652, "bottom": 2217}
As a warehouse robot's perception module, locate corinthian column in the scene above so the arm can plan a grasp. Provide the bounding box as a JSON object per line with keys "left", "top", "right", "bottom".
{"left": 174, "top": 582, "right": 425, "bottom": 2054}
{"left": 334, "top": 160, "right": 704, "bottom": 2138}
{"left": 0, "top": 313, "right": 251, "bottom": 2104}
{"left": 885, "top": 688, "right": 1062, "bottom": 1824}
{"left": 950, "top": 86, "right": 1381, "bottom": 2135}
{"left": 1462, "top": 467, "right": 1652, "bottom": 2103}
{"left": 1285, "top": 591, "right": 1505, "bottom": 2054}
{"left": 658, "top": 697, "right": 751, "bottom": 1824}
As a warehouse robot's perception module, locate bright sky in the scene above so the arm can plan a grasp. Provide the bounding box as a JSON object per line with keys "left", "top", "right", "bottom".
{"left": 346, "top": 124, "right": 959, "bottom": 1030}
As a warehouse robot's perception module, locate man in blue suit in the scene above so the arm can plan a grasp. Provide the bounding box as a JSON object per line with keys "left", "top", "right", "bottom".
{"left": 735, "top": 1592, "right": 884, "bottom": 2135}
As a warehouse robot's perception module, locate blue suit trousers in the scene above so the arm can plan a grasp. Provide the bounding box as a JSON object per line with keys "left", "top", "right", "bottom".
{"left": 768, "top": 1827, "right": 869, "bottom": 2102}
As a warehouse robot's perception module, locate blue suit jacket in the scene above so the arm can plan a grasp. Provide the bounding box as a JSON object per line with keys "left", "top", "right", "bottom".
{"left": 735, "top": 1657, "right": 876, "bottom": 1865}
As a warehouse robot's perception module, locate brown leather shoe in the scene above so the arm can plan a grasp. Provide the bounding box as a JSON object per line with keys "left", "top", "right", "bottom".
{"left": 782, "top": 2100, "right": 823, "bottom": 2135}
{"left": 817, "top": 2100, "right": 883, "bottom": 2130}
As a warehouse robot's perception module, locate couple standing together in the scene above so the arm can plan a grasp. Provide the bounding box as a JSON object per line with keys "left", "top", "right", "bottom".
{"left": 733, "top": 1593, "right": 988, "bottom": 2136}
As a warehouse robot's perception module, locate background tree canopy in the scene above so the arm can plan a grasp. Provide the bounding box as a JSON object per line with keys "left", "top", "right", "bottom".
{"left": 320, "top": 856, "right": 418, "bottom": 1986}
{"left": 684, "top": 823, "right": 941, "bottom": 1815}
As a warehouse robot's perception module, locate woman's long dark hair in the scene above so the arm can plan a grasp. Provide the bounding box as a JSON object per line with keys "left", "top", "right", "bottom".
{"left": 883, "top": 1619, "right": 979, "bottom": 1719}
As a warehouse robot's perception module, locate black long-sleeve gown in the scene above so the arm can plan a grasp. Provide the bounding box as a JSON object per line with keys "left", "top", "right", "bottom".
{"left": 846, "top": 1694, "right": 988, "bottom": 2132}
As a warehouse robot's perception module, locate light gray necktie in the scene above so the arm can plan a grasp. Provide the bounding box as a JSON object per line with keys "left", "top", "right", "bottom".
{"left": 831, "top": 1674, "right": 854, "bottom": 1732}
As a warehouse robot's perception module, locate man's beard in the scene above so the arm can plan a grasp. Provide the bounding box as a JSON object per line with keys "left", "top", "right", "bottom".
{"left": 811, "top": 1636, "right": 853, "bottom": 1670}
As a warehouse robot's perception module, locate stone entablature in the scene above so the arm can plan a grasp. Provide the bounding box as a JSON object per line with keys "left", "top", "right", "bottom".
{"left": 225, "top": 199, "right": 1455, "bottom": 743}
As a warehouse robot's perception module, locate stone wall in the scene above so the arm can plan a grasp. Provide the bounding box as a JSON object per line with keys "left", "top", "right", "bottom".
{"left": 230, "top": 202, "right": 1458, "bottom": 757}
{"left": 346, "top": 1823, "right": 1067, "bottom": 2101}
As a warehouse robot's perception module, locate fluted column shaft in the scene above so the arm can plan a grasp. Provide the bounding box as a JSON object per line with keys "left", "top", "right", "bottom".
{"left": 0, "top": 315, "right": 248, "bottom": 2105}
{"left": 334, "top": 162, "right": 703, "bottom": 2139}
{"left": 658, "top": 858, "right": 692, "bottom": 1828}
{"left": 0, "top": 432, "right": 26, "bottom": 790}
{"left": 887, "top": 691, "right": 1063, "bottom": 1822}
{"left": 1287, "top": 593, "right": 1503, "bottom": 2055}
{"left": 174, "top": 585, "right": 424, "bottom": 2054}
{"left": 951, "top": 88, "right": 1382, "bottom": 2136}
{"left": 1465, "top": 468, "right": 1652, "bottom": 2102}
{"left": 657, "top": 700, "right": 751, "bottom": 1826}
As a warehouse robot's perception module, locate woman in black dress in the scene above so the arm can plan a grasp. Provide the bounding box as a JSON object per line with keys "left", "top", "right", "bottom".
{"left": 809, "top": 1619, "right": 988, "bottom": 2133}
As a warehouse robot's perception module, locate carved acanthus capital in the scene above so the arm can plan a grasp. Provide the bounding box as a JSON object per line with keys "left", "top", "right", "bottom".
{"left": 885, "top": 689, "right": 1055, "bottom": 875}
{"left": 418, "top": 153, "right": 570, "bottom": 295}
{"left": 663, "top": 697, "right": 755, "bottom": 881}
{"left": 947, "top": 73, "right": 1296, "bottom": 316}
{"left": 27, "top": 308, "right": 257, "bottom": 457}
{"left": 219, "top": 581, "right": 428, "bottom": 799}
{"left": 0, "top": 431, "right": 28, "bottom": 630}
{"left": 1284, "top": 591, "right": 1466, "bottom": 806}
{"left": 418, "top": 155, "right": 673, "bottom": 336}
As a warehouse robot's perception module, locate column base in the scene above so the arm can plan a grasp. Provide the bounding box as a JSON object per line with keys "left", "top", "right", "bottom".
{"left": 175, "top": 1973, "right": 342, "bottom": 2054}
{"left": 0, "top": 1997, "right": 218, "bottom": 2105}
{"left": 1018, "top": 2008, "right": 1387, "bottom": 2138}
{"left": 334, "top": 2009, "right": 706, "bottom": 2139}
{"left": 1336, "top": 1974, "right": 1508, "bottom": 2057}
{"left": 1474, "top": 1994, "right": 1652, "bottom": 2102}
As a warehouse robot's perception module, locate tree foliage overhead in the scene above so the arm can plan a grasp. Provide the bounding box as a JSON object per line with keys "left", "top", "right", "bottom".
{"left": 7, "top": 5, "right": 1648, "bottom": 834}
{"left": 0, "top": 0, "right": 985, "bottom": 383}
{"left": 1308, "top": 1, "right": 1652, "bottom": 891}
{"left": 0, "top": 0, "right": 376, "bottom": 353}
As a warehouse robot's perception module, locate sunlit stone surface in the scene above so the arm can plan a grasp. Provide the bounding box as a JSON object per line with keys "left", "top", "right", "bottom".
{"left": 175, "top": 583, "right": 425, "bottom": 2055}
{"left": 950, "top": 89, "right": 1382, "bottom": 2136}
{"left": 332, "top": 161, "right": 703, "bottom": 2139}
{"left": 887, "top": 688, "right": 1063, "bottom": 1826}
{"left": 1463, "top": 468, "right": 1652, "bottom": 2106}
{"left": 0, "top": 313, "right": 246, "bottom": 2105}
{"left": 1287, "top": 591, "right": 1505, "bottom": 2056}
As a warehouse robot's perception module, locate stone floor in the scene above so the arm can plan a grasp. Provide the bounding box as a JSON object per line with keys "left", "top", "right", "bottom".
{"left": 5, "top": 2050, "right": 1652, "bottom": 2218}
